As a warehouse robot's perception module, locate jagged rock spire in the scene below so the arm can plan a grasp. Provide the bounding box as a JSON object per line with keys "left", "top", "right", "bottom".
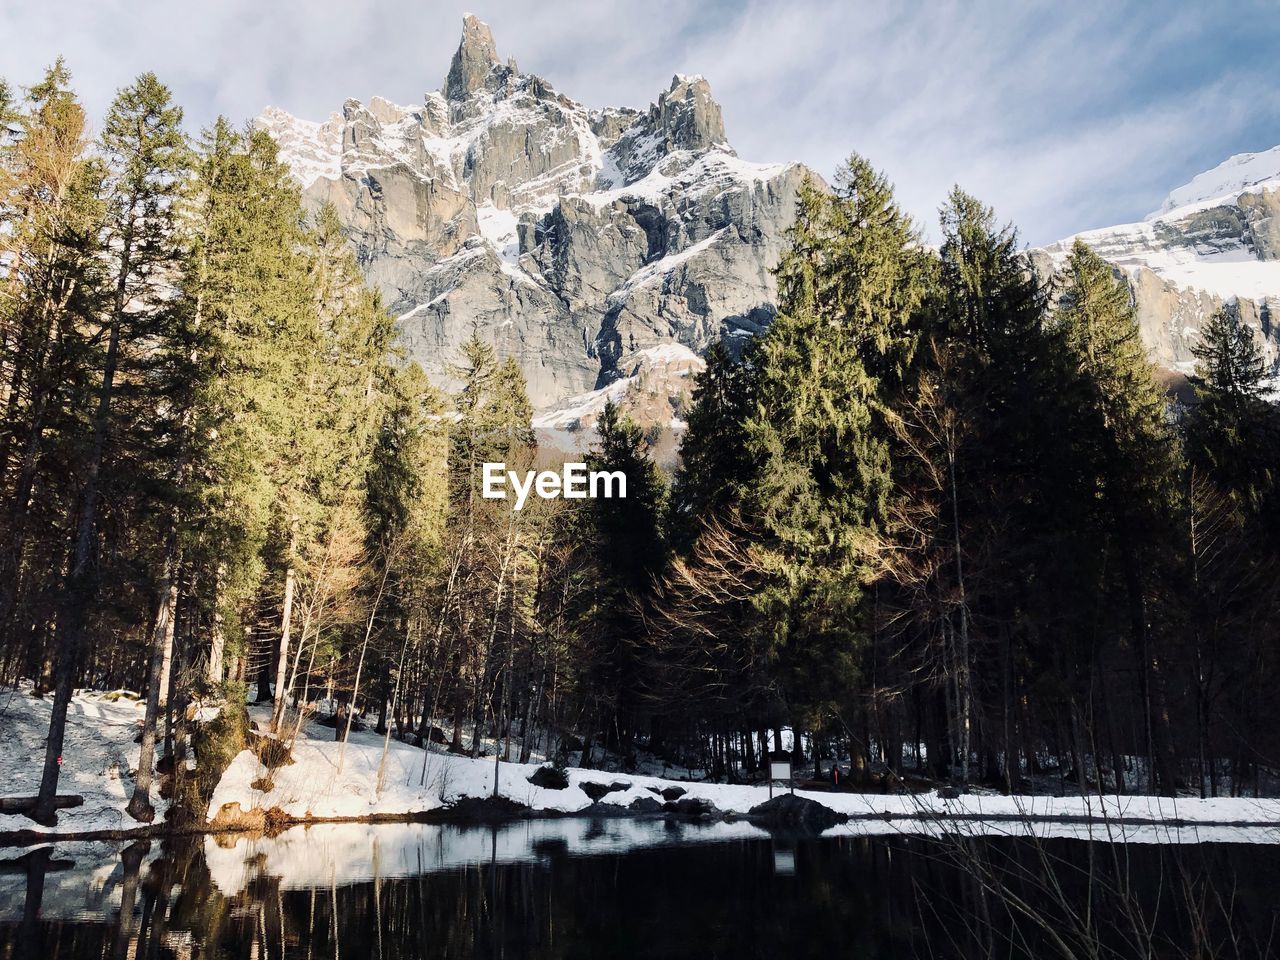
{"left": 658, "top": 75, "right": 727, "bottom": 152}
{"left": 444, "top": 14, "right": 500, "bottom": 101}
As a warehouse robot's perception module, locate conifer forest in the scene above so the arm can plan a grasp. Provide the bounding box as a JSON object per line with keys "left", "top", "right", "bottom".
{"left": 4, "top": 60, "right": 1280, "bottom": 835}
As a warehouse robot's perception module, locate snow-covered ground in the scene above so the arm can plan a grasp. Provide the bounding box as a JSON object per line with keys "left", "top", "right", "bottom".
{"left": 0, "top": 684, "right": 166, "bottom": 837}
{"left": 3, "top": 686, "right": 1279, "bottom": 841}
{"left": 208, "top": 705, "right": 1280, "bottom": 830}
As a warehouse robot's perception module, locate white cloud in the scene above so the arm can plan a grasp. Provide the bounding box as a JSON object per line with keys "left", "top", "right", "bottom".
{"left": 17, "top": 0, "right": 1280, "bottom": 244}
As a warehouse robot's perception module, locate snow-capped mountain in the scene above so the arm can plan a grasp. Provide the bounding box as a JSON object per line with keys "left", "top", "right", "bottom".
{"left": 1038, "top": 146, "right": 1280, "bottom": 373}
{"left": 257, "top": 15, "right": 808, "bottom": 413}
{"left": 259, "top": 15, "right": 1279, "bottom": 435}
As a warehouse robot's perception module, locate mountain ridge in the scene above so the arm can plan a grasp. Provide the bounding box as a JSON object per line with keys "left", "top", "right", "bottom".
{"left": 257, "top": 14, "right": 808, "bottom": 426}
{"left": 1036, "top": 146, "right": 1280, "bottom": 374}
{"left": 258, "top": 14, "right": 1279, "bottom": 439}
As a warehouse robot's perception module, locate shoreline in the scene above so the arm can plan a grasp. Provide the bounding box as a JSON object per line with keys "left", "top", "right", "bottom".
{"left": 5, "top": 690, "right": 1279, "bottom": 849}
{"left": 4, "top": 796, "right": 1280, "bottom": 848}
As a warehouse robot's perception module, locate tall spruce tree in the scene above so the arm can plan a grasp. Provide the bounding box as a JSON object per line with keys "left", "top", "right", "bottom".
{"left": 32, "top": 73, "right": 190, "bottom": 825}
{"left": 437, "top": 336, "right": 535, "bottom": 752}
{"left": 578, "top": 400, "right": 665, "bottom": 762}
{"left": 1055, "top": 240, "right": 1184, "bottom": 795}
{"left": 268, "top": 202, "right": 398, "bottom": 731}
{"left": 913, "top": 188, "right": 1058, "bottom": 785}
{"left": 0, "top": 62, "right": 105, "bottom": 662}
{"left": 669, "top": 338, "right": 757, "bottom": 550}
{"left": 1187, "top": 308, "right": 1278, "bottom": 522}
{"left": 744, "top": 156, "right": 928, "bottom": 743}
{"left": 183, "top": 119, "right": 315, "bottom": 690}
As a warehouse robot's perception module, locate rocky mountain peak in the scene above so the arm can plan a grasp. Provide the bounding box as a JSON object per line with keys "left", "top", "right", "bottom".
{"left": 657, "top": 74, "right": 727, "bottom": 153}
{"left": 444, "top": 14, "right": 500, "bottom": 102}
{"left": 256, "top": 19, "right": 809, "bottom": 421}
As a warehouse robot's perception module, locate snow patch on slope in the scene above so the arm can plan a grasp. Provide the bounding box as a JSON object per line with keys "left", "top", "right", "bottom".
{"left": 1043, "top": 220, "right": 1280, "bottom": 303}
{"left": 532, "top": 343, "right": 703, "bottom": 433}
{"left": 1151, "top": 145, "right": 1280, "bottom": 220}
{"left": 475, "top": 202, "right": 523, "bottom": 277}
{"left": 257, "top": 106, "right": 342, "bottom": 187}
{"left": 607, "top": 228, "right": 728, "bottom": 306}
{"left": 0, "top": 684, "right": 168, "bottom": 836}
{"left": 577, "top": 148, "right": 792, "bottom": 211}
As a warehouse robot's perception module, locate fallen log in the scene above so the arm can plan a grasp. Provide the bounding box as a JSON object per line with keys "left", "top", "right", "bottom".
{"left": 0, "top": 795, "right": 85, "bottom": 815}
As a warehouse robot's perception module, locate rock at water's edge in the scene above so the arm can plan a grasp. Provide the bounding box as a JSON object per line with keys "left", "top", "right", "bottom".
{"left": 747, "top": 793, "right": 846, "bottom": 831}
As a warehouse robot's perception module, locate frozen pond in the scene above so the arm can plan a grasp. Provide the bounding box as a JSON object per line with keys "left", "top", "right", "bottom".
{"left": 3, "top": 816, "right": 1279, "bottom": 958}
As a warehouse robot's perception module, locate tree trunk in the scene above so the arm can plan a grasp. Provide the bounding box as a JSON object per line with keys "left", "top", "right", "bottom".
{"left": 29, "top": 226, "right": 132, "bottom": 826}
{"left": 270, "top": 533, "right": 298, "bottom": 733}
{"left": 125, "top": 547, "right": 179, "bottom": 822}
{"left": 207, "top": 564, "right": 226, "bottom": 684}
{"left": 947, "top": 446, "right": 972, "bottom": 785}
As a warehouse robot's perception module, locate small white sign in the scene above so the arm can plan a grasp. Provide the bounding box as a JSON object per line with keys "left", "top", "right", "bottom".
{"left": 769, "top": 760, "right": 792, "bottom": 781}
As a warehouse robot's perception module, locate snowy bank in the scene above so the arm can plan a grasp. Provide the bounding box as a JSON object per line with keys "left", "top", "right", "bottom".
{"left": 4, "top": 685, "right": 1277, "bottom": 843}
{"left": 207, "top": 711, "right": 1280, "bottom": 830}
{"left": 0, "top": 685, "right": 168, "bottom": 837}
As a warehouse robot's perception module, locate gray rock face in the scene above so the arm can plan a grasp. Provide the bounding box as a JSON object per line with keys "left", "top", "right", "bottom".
{"left": 258, "top": 16, "right": 1279, "bottom": 417}
{"left": 444, "top": 14, "right": 500, "bottom": 103}
{"left": 257, "top": 16, "right": 811, "bottom": 410}
{"left": 1239, "top": 189, "right": 1280, "bottom": 260}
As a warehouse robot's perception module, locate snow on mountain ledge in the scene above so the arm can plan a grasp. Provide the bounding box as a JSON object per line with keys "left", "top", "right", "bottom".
{"left": 1036, "top": 142, "right": 1280, "bottom": 373}
{"left": 534, "top": 344, "right": 704, "bottom": 468}
{"left": 1042, "top": 220, "right": 1280, "bottom": 304}
{"left": 257, "top": 105, "right": 342, "bottom": 188}
{"left": 1150, "top": 144, "right": 1280, "bottom": 220}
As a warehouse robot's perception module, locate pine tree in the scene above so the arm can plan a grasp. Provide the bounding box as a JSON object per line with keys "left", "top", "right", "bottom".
{"left": 32, "top": 73, "right": 190, "bottom": 825}
{"left": 744, "top": 156, "right": 928, "bottom": 738}
{"left": 668, "top": 338, "right": 757, "bottom": 549}
{"left": 902, "top": 187, "right": 1055, "bottom": 785}
{"left": 575, "top": 400, "right": 665, "bottom": 761}
{"left": 0, "top": 62, "right": 105, "bottom": 658}
{"left": 434, "top": 336, "right": 535, "bottom": 753}
{"left": 183, "top": 119, "right": 315, "bottom": 697}
{"left": 267, "top": 201, "right": 398, "bottom": 731}
{"left": 1187, "top": 308, "right": 1278, "bottom": 520}
{"left": 1055, "top": 240, "right": 1184, "bottom": 796}
{"left": 588, "top": 401, "right": 665, "bottom": 587}
{"left": 0, "top": 78, "right": 13, "bottom": 125}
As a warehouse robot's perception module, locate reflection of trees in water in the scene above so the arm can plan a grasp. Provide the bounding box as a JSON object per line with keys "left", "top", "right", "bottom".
{"left": 2, "top": 827, "right": 1279, "bottom": 959}
{"left": 914, "top": 827, "right": 1280, "bottom": 960}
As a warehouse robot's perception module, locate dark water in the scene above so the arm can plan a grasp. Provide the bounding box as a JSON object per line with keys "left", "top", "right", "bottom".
{"left": 3, "top": 818, "right": 1279, "bottom": 959}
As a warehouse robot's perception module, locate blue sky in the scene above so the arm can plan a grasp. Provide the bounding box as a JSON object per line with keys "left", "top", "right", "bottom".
{"left": 17, "top": 0, "right": 1280, "bottom": 245}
